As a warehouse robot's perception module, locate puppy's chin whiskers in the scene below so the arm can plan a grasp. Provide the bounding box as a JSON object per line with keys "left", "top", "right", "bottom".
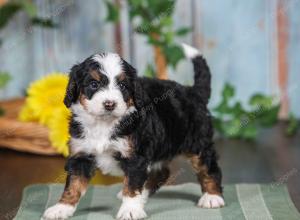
{"left": 95, "top": 113, "right": 119, "bottom": 121}
{"left": 94, "top": 106, "right": 137, "bottom": 120}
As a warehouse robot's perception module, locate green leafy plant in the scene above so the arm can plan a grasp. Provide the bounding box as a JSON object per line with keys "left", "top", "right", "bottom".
{"left": 213, "top": 83, "right": 281, "bottom": 140}
{"left": 0, "top": 72, "right": 10, "bottom": 88}
{"left": 144, "top": 64, "right": 156, "bottom": 78}
{"left": 0, "top": 0, "right": 57, "bottom": 44}
{"left": 286, "top": 113, "right": 299, "bottom": 136}
{"left": 0, "top": 0, "right": 56, "bottom": 116}
{"left": 0, "top": 72, "right": 11, "bottom": 116}
{"left": 105, "top": 0, "right": 190, "bottom": 79}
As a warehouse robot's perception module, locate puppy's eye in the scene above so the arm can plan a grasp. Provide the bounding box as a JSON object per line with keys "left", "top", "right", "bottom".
{"left": 118, "top": 82, "right": 126, "bottom": 90}
{"left": 89, "top": 81, "right": 99, "bottom": 90}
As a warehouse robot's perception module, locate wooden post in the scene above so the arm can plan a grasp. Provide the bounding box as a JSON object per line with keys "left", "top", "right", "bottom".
{"left": 151, "top": 33, "right": 168, "bottom": 80}
{"left": 277, "top": 0, "right": 289, "bottom": 119}
{"left": 114, "top": 0, "right": 123, "bottom": 56}
{"left": 0, "top": 0, "right": 7, "bottom": 6}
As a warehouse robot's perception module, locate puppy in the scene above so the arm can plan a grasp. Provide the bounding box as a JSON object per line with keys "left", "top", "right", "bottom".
{"left": 42, "top": 44, "right": 224, "bottom": 220}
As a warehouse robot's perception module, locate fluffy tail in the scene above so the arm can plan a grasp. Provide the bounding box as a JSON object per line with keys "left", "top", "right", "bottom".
{"left": 181, "top": 43, "right": 211, "bottom": 102}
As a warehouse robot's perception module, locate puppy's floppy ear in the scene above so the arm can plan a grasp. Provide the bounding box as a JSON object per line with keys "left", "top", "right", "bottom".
{"left": 121, "top": 59, "right": 144, "bottom": 109}
{"left": 64, "top": 64, "right": 81, "bottom": 108}
{"left": 133, "top": 80, "right": 146, "bottom": 110}
{"left": 121, "top": 58, "right": 148, "bottom": 110}
{"left": 121, "top": 58, "right": 137, "bottom": 78}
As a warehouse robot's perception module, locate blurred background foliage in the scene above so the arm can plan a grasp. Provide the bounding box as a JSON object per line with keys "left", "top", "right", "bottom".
{"left": 0, "top": 0, "right": 56, "bottom": 115}
{"left": 0, "top": 0, "right": 298, "bottom": 140}
{"left": 0, "top": 71, "right": 10, "bottom": 116}
{"left": 105, "top": 0, "right": 189, "bottom": 79}
{"left": 0, "top": 0, "right": 56, "bottom": 44}
{"left": 213, "top": 84, "right": 279, "bottom": 140}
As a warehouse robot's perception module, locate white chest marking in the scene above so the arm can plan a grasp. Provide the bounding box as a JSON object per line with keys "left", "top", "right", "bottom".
{"left": 70, "top": 103, "right": 131, "bottom": 175}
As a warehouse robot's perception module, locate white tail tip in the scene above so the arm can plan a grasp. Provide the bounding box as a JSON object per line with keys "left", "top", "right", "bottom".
{"left": 181, "top": 43, "right": 201, "bottom": 59}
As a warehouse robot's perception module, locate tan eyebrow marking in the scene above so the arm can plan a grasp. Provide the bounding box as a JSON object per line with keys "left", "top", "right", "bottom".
{"left": 90, "top": 70, "right": 101, "bottom": 81}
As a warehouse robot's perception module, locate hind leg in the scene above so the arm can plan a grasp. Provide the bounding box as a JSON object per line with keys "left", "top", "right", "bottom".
{"left": 187, "top": 152, "right": 225, "bottom": 208}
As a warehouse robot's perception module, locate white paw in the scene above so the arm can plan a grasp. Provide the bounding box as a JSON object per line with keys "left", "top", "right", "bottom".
{"left": 198, "top": 193, "right": 225, "bottom": 208}
{"left": 117, "top": 190, "right": 123, "bottom": 200}
{"left": 42, "top": 203, "right": 76, "bottom": 220}
{"left": 117, "top": 202, "right": 147, "bottom": 220}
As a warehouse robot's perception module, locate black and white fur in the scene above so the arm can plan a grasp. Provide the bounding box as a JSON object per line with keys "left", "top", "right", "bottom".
{"left": 42, "top": 44, "right": 224, "bottom": 220}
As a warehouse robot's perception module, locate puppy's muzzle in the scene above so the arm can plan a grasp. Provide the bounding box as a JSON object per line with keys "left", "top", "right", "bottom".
{"left": 103, "top": 100, "right": 116, "bottom": 111}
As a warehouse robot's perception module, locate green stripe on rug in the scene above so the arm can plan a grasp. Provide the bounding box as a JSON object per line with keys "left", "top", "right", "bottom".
{"left": 220, "top": 185, "right": 245, "bottom": 220}
{"left": 14, "top": 183, "right": 300, "bottom": 220}
{"left": 147, "top": 183, "right": 222, "bottom": 220}
{"left": 261, "top": 184, "right": 300, "bottom": 220}
{"left": 236, "top": 184, "right": 272, "bottom": 220}
{"left": 14, "top": 185, "right": 49, "bottom": 220}
{"left": 86, "top": 184, "right": 121, "bottom": 220}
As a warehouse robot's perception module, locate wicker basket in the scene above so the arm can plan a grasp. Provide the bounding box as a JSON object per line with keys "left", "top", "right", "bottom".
{"left": 0, "top": 98, "right": 58, "bottom": 155}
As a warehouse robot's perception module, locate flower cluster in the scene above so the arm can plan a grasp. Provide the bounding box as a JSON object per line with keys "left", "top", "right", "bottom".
{"left": 19, "top": 73, "right": 70, "bottom": 156}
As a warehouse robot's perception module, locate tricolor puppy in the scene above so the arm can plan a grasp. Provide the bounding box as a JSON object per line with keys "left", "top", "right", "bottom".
{"left": 42, "top": 44, "right": 225, "bottom": 220}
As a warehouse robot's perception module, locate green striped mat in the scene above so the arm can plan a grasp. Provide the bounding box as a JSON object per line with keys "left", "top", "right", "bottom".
{"left": 14, "top": 183, "right": 300, "bottom": 220}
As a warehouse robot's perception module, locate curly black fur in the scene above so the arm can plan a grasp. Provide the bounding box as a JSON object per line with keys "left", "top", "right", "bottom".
{"left": 112, "top": 54, "right": 221, "bottom": 193}
{"left": 114, "top": 55, "right": 214, "bottom": 162}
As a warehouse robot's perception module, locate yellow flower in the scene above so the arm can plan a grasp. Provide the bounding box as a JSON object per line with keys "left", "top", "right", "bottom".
{"left": 48, "top": 107, "right": 71, "bottom": 156}
{"left": 19, "top": 73, "right": 71, "bottom": 156}
{"left": 19, "top": 73, "right": 69, "bottom": 125}
{"left": 19, "top": 104, "right": 39, "bottom": 122}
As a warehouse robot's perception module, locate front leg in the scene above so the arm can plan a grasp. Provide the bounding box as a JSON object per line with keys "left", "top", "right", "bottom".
{"left": 42, "top": 153, "right": 96, "bottom": 220}
{"left": 117, "top": 157, "right": 149, "bottom": 220}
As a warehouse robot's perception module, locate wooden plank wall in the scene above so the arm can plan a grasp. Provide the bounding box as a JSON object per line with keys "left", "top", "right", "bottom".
{"left": 0, "top": 0, "right": 299, "bottom": 117}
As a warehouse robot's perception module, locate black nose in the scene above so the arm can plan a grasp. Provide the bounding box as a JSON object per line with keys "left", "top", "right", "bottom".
{"left": 103, "top": 100, "right": 116, "bottom": 111}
